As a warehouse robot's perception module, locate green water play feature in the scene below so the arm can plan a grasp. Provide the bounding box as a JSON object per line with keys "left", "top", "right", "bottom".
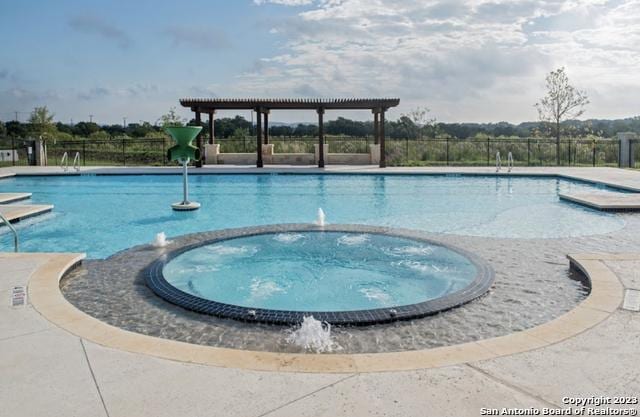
{"left": 166, "top": 126, "right": 202, "bottom": 211}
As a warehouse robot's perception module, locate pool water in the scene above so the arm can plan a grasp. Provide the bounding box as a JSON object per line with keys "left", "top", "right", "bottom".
{"left": 162, "top": 232, "right": 478, "bottom": 312}
{"left": 0, "top": 174, "right": 627, "bottom": 258}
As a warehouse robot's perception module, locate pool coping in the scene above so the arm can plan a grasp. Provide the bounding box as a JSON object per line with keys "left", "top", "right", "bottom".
{"left": 145, "top": 225, "right": 495, "bottom": 326}
{"left": 28, "top": 251, "right": 625, "bottom": 373}
{"left": 2, "top": 167, "right": 640, "bottom": 193}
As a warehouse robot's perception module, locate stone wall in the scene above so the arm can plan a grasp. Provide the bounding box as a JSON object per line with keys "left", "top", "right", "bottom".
{"left": 210, "top": 143, "right": 377, "bottom": 166}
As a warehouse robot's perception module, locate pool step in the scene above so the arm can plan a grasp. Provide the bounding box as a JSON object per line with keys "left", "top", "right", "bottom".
{"left": 559, "top": 192, "right": 640, "bottom": 211}
{"left": 0, "top": 204, "right": 54, "bottom": 223}
{"left": 0, "top": 193, "right": 32, "bottom": 204}
{"left": 0, "top": 172, "right": 15, "bottom": 180}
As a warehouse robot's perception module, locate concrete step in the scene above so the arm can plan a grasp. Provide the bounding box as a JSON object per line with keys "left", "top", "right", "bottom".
{"left": 559, "top": 192, "right": 640, "bottom": 211}
{"left": 0, "top": 204, "right": 54, "bottom": 223}
{"left": 0, "top": 193, "right": 32, "bottom": 204}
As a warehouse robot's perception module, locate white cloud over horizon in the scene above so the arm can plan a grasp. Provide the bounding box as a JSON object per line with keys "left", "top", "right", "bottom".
{"left": 241, "top": 0, "right": 640, "bottom": 123}
{"left": 1, "top": 0, "right": 639, "bottom": 125}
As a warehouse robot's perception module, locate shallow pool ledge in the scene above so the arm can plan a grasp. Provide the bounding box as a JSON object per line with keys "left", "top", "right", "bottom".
{"left": 26, "top": 251, "right": 624, "bottom": 373}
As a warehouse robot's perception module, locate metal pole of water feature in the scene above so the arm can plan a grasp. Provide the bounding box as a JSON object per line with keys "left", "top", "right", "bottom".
{"left": 171, "top": 158, "right": 200, "bottom": 210}
{"left": 182, "top": 159, "right": 189, "bottom": 204}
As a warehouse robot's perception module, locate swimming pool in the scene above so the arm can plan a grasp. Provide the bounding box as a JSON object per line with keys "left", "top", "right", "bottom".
{"left": 0, "top": 174, "right": 628, "bottom": 258}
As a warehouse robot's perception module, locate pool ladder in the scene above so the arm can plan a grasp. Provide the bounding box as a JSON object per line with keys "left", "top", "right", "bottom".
{"left": 0, "top": 212, "right": 19, "bottom": 252}
{"left": 496, "top": 152, "right": 514, "bottom": 173}
{"left": 60, "top": 152, "right": 81, "bottom": 172}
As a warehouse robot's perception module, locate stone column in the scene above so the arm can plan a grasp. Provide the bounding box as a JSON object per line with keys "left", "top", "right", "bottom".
{"left": 617, "top": 132, "right": 637, "bottom": 168}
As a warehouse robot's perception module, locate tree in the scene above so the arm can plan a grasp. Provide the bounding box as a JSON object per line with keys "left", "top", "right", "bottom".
{"left": 158, "top": 107, "right": 185, "bottom": 127}
{"left": 0, "top": 120, "right": 6, "bottom": 137}
{"left": 55, "top": 122, "right": 74, "bottom": 135}
{"left": 73, "top": 121, "right": 100, "bottom": 137}
{"left": 404, "top": 107, "right": 438, "bottom": 138}
{"left": 28, "top": 106, "right": 57, "bottom": 140}
{"left": 398, "top": 116, "right": 419, "bottom": 139}
{"left": 5, "top": 121, "right": 28, "bottom": 138}
{"left": 28, "top": 106, "right": 58, "bottom": 166}
{"left": 535, "top": 68, "right": 589, "bottom": 164}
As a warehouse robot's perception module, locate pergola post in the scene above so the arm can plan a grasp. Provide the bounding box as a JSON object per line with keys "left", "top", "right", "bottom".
{"left": 263, "top": 111, "right": 269, "bottom": 145}
{"left": 256, "top": 108, "right": 263, "bottom": 168}
{"left": 379, "top": 109, "right": 386, "bottom": 168}
{"left": 317, "top": 108, "right": 325, "bottom": 168}
{"left": 373, "top": 111, "right": 379, "bottom": 145}
{"left": 195, "top": 110, "right": 203, "bottom": 167}
{"left": 208, "top": 111, "right": 215, "bottom": 145}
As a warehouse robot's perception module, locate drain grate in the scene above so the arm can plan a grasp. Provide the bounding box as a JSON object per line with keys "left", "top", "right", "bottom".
{"left": 622, "top": 289, "right": 640, "bottom": 312}
{"left": 11, "top": 286, "right": 27, "bottom": 307}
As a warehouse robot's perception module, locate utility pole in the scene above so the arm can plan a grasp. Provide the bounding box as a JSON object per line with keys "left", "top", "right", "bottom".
{"left": 89, "top": 114, "right": 94, "bottom": 123}
{"left": 123, "top": 117, "right": 127, "bottom": 128}
{"left": 14, "top": 111, "right": 18, "bottom": 121}
{"left": 70, "top": 118, "right": 74, "bottom": 126}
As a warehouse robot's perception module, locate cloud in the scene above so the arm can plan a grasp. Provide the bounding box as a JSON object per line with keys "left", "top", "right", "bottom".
{"left": 233, "top": 0, "right": 640, "bottom": 121}
{"left": 163, "top": 26, "right": 230, "bottom": 50}
{"left": 68, "top": 15, "right": 132, "bottom": 49}
{"left": 78, "top": 87, "right": 110, "bottom": 101}
{"left": 76, "top": 84, "right": 160, "bottom": 101}
{"left": 254, "top": 0, "right": 314, "bottom": 5}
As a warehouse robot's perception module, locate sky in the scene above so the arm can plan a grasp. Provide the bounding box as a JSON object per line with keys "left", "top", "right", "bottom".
{"left": 1, "top": 0, "right": 639, "bottom": 125}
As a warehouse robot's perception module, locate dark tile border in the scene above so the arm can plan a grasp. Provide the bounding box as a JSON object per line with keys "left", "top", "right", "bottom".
{"left": 145, "top": 224, "right": 495, "bottom": 326}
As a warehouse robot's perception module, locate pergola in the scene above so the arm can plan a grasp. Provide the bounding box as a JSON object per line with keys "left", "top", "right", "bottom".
{"left": 179, "top": 98, "right": 400, "bottom": 168}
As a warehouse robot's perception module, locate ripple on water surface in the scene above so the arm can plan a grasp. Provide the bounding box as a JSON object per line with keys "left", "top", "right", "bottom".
{"left": 0, "top": 174, "right": 628, "bottom": 257}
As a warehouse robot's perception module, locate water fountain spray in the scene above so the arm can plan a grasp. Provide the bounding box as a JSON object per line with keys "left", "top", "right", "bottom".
{"left": 286, "top": 316, "right": 335, "bottom": 353}
{"left": 316, "top": 207, "right": 326, "bottom": 226}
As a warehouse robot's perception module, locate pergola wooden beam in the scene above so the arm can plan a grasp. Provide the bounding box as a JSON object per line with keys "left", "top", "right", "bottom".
{"left": 181, "top": 98, "right": 399, "bottom": 112}
{"left": 180, "top": 98, "right": 400, "bottom": 168}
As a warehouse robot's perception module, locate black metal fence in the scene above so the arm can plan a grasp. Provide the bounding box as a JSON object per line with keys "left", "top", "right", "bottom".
{"left": 218, "top": 136, "right": 372, "bottom": 154}
{"left": 0, "top": 136, "right": 624, "bottom": 167}
{"left": 385, "top": 138, "right": 620, "bottom": 167}
{"left": 47, "top": 138, "right": 172, "bottom": 166}
{"left": 0, "top": 137, "right": 36, "bottom": 166}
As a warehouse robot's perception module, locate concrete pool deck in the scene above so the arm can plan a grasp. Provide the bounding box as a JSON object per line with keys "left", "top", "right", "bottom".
{"left": 1, "top": 251, "right": 638, "bottom": 416}
{"left": 1, "top": 165, "right": 640, "bottom": 416}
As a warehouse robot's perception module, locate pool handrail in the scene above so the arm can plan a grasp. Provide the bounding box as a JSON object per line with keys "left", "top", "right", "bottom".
{"left": 60, "top": 152, "right": 69, "bottom": 172}
{"left": 72, "top": 152, "right": 81, "bottom": 172}
{"left": 0, "top": 212, "right": 19, "bottom": 252}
